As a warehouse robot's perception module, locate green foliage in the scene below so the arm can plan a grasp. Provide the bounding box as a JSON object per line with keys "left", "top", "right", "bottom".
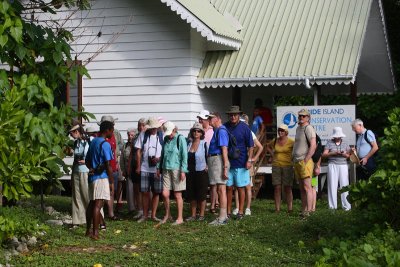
{"left": 0, "top": 206, "right": 48, "bottom": 243}
{"left": 348, "top": 108, "right": 400, "bottom": 228}
{"left": 0, "top": 0, "right": 93, "bottom": 202}
{"left": 316, "top": 227, "right": 400, "bottom": 267}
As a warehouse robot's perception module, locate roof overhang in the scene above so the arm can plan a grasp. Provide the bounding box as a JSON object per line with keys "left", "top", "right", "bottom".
{"left": 161, "top": 0, "right": 241, "bottom": 50}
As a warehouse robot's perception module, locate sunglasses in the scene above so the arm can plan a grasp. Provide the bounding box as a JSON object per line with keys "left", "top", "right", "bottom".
{"left": 193, "top": 129, "right": 202, "bottom": 133}
{"left": 278, "top": 129, "right": 286, "bottom": 132}
{"left": 298, "top": 115, "right": 308, "bottom": 118}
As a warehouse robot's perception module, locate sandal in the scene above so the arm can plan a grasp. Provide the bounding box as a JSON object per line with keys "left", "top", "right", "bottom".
{"left": 210, "top": 209, "right": 217, "bottom": 214}
{"left": 100, "top": 224, "right": 107, "bottom": 231}
{"left": 215, "top": 203, "right": 219, "bottom": 209}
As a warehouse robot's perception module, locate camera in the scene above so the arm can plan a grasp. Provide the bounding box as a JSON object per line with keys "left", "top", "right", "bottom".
{"left": 148, "top": 156, "right": 157, "bottom": 167}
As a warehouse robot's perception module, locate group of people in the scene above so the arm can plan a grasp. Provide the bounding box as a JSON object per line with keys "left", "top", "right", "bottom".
{"left": 69, "top": 105, "right": 378, "bottom": 239}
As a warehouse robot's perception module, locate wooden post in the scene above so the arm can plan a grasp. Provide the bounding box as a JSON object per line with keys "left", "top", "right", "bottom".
{"left": 350, "top": 82, "right": 357, "bottom": 105}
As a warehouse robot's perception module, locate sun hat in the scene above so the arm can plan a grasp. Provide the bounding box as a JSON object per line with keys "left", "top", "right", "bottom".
{"left": 190, "top": 122, "right": 204, "bottom": 134}
{"left": 69, "top": 124, "right": 80, "bottom": 132}
{"left": 157, "top": 117, "right": 167, "bottom": 125}
{"left": 277, "top": 124, "right": 289, "bottom": 132}
{"left": 127, "top": 127, "right": 137, "bottom": 134}
{"left": 98, "top": 115, "right": 117, "bottom": 125}
{"left": 197, "top": 110, "right": 210, "bottom": 120}
{"left": 226, "top": 105, "right": 243, "bottom": 114}
{"left": 330, "top": 127, "right": 346, "bottom": 139}
{"left": 298, "top": 109, "right": 310, "bottom": 116}
{"left": 163, "top": 121, "right": 175, "bottom": 136}
{"left": 146, "top": 117, "right": 162, "bottom": 129}
{"left": 86, "top": 126, "right": 99, "bottom": 133}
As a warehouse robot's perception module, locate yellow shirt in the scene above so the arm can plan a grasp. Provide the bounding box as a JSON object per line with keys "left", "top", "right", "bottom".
{"left": 271, "top": 138, "right": 294, "bottom": 167}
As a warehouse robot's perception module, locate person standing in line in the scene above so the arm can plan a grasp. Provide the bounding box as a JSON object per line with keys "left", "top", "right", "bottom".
{"left": 207, "top": 112, "right": 230, "bottom": 226}
{"left": 224, "top": 106, "right": 254, "bottom": 220}
{"left": 322, "top": 127, "right": 351, "bottom": 210}
{"left": 185, "top": 123, "right": 209, "bottom": 221}
{"left": 351, "top": 119, "right": 379, "bottom": 180}
{"left": 69, "top": 124, "right": 90, "bottom": 228}
{"left": 135, "top": 117, "right": 163, "bottom": 222}
{"left": 266, "top": 124, "right": 294, "bottom": 213}
{"left": 157, "top": 121, "right": 188, "bottom": 225}
{"left": 197, "top": 110, "right": 218, "bottom": 213}
{"left": 120, "top": 127, "right": 137, "bottom": 214}
{"left": 292, "top": 109, "right": 317, "bottom": 218}
{"left": 85, "top": 121, "right": 114, "bottom": 240}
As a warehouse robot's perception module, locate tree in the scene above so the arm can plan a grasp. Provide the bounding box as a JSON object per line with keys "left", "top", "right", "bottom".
{"left": 0, "top": 0, "right": 93, "bottom": 203}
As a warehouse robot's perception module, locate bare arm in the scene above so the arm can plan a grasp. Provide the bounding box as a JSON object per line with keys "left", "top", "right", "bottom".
{"left": 246, "top": 147, "right": 254, "bottom": 169}
{"left": 135, "top": 148, "right": 141, "bottom": 174}
{"left": 361, "top": 141, "right": 379, "bottom": 165}
{"left": 305, "top": 137, "right": 316, "bottom": 163}
{"left": 221, "top": 146, "right": 229, "bottom": 180}
{"left": 252, "top": 139, "right": 263, "bottom": 162}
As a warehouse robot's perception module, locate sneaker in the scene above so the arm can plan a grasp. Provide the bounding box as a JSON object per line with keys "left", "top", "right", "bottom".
{"left": 232, "top": 208, "right": 239, "bottom": 216}
{"left": 245, "top": 208, "right": 251, "bottom": 216}
{"left": 171, "top": 220, "right": 184, "bottom": 226}
{"left": 133, "top": 211, "right": 143, "bottom": 220}
{"left": 137, "top": 217, "right": 147, "bottom": 223}
{"left": 197, "top": 216, "right": 205, "bottom": 221}
{"left": 209, "top": 218, "right": 228, "bottom": 226}
{"left": 185, "top": 216, "right": 196, "bottom": 222}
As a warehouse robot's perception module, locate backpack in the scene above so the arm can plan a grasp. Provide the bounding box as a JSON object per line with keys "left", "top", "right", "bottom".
{"left": 363, "top": 129, "right": 379, "bottom": 158}
{"left": 217, "top": 127, "right": 240, "bottom": 160}
{"left": 304, "top": 125, "right": 323, "bottom": 163}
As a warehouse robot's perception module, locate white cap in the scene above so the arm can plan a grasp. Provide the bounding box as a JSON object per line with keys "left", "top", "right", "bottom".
{"left": 197, "top": 110, "right": 210, "bottom": 120}
{"left": 163, "top": 121, "right": 175, "bottom": 136}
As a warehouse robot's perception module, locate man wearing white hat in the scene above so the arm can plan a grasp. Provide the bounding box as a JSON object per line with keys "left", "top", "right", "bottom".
{"left": 134, "top": 117, "right": 163, "bottom": 222}
{"left": 322, "top": 127, "right": 351, "bottom": 210}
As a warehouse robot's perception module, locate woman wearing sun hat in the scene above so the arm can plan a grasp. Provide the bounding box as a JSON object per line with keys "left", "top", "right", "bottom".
{"left": 322, "top": 127, "right": 351, "bottom": 210}
{"left": 185, "top": 122, "right": 209, "bottom": 221}
{"left": 266, "top": 124, "right": 294, "bottom": 213}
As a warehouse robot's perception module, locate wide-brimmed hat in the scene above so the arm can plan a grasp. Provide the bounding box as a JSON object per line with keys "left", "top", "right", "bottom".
{"left": 69, "top": 124, "right": 80, "bottom": 132}
{"left": 98, "top": 115, "right": 117, "bottom": 125}
{"left": 190, "top": 122, "right": 204, "bottom": 134}
{"left": 277, "top": 124, "right": 289, "bottom": 132}
{"left": 163, "top": 121, "right": 175, "bottom": 136}
{"left": 197, "top": 110, "right": 210, "bottom": 120}
{"left": 146, "top": 117, "right": 162, "bottom": 129}
{"left": 158, "top": 116, "right": 167, "bottom": 125}
{"left": 226, "top": 105, "right": 243, "bottom": 114}
{"left": 298, "top": 108, "right": 310, "bottom": 116}
{"left": 86, "top": 126, "right": 99, "bottom": 133}
{"left": 330, "top": 127, "right": 346, "bottom": 139}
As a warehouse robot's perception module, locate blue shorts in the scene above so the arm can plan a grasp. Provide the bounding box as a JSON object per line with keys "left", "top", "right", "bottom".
{"left": 227, "top": 168, "right": 250, "bottom": 187}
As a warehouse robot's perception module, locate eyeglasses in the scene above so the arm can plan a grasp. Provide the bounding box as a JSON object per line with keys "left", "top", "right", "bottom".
{"left": 298, "top": 115, "right": 308, "bottom": 118}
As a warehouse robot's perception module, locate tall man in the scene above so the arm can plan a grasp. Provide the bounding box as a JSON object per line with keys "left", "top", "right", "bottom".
{"left": 135, "top": 117, "right": 163, "bottom": 222}
{"left": 351, "top": 119, "right": 379, "bottom": 180}
{"left": 208, "top": 112, "right": 230, "bottom": 225}
{"left": 293, "top": 109, "right": 317, "bottom": 217}
{"left": 85, "top": 121, "right": 114, "bottom": 240}
{"left": 224, "top": 106, "right": 254, "bottom": 219}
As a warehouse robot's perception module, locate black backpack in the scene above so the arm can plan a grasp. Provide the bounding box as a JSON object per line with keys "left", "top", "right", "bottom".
{"left": 304, "top": 125, "right": 323, "bottom": 163}
{"left": 217, "top": 127, "right": 240, "bottom": 160}
{"left": 362, "top": 129, "right": 379, "bottom": 158}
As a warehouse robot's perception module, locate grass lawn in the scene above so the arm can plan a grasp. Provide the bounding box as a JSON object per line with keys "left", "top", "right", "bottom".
{"left": 6, "top": 195, "right": 357, "bottom": 267}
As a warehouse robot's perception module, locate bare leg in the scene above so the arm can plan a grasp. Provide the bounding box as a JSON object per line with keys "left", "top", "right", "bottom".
{"left": 226, "top": 186, "right": 233, "bottom": 215}
{"left": 245, "top": 184, "right": 252, "bottom": 210}
{"left": 133, "top": 183, "right": 142, "bottom": 213}
{"left": 284, "top": 186, "right": 293, "bottom": 212}
{"left": 116, "top": 180, "right": 123, "bottom": 212}
{"left": 199, "top": 200, "right": 206, "bottom": 217}
{"left": 161, "top": 189, "right": 170, "bottom": 223}
{"left": 151, "top": 193, "right": 160, "bottom": 219}
{"left": 217, "top": 184, "right": 227, "bottom": 220}
{"left": 190, "top": 200, "right": 197, "bottom": 217}
{"left": 85, "top": 201, "right": 94, "bottom": 236}
{"left": 142, "top": 192, "right": 150, "bottom": 219}
{"left": 274, "top": 185, "right": 282, "bottom": 212}
{"left": 237, "top": 187, "right": 245, "bottom": 214}
{"left": 234, "top": 188, "right": 239, "bottom": 210}
{"left": 107, "top": 185, "right": 114, "bottom": 218}
{"left": 92, "top": 199, "right": 104, "bottom": 239}
{"left": 210, "top": 185, "right": 217, "bottom": 210}
{"left": 174, "top": 191, "right": 184, "bottom": 223}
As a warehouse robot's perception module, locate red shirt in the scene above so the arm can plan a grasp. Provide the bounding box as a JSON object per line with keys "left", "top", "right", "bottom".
{"left": 106, "top": 134, "right": 118, "bottom": 172}
{"left": 254, "top": 106, "right": 273, "bottom": 125}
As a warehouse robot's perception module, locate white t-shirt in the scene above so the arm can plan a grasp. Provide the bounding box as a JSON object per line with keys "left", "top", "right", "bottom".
{"left": 135, "top": 132, "right": 162, "bottom": 173}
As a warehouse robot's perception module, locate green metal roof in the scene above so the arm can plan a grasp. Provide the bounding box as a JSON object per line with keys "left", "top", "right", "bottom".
{"left": 198, "top": 0, "right": 373, "bottom": 88}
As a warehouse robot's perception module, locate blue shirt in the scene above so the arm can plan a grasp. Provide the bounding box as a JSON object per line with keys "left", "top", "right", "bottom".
{"left": 73, "top": 139, "right": 89, "bottom": 173}
{"left": 251, "top": 115, "right": 263, "bottom": 134}
{"left": 356, "top": 129, "right": 376, "bottom": 158}
{"left": 86, "top": 137, "right": 114, "bottom": 183}
{"left": 224, "top": 121, "right": 254, "bottom": 168}
{"left": 187, "top": 139, "right": 207, "bottom": 171}
{"left": 208, "top": 125, "right": 229, "bottom": 155}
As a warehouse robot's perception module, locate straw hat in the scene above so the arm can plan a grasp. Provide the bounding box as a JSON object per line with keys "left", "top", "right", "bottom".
{"left": 190, "top": 122, "right": 204, "bottom": 134}
{"left": 86, "top": 126, "right": 99, "bottom": 133}
{"left": 330, "top": 127, "right": 346, "bottom": 139}
{"left": 69, "top": 124, "right": 80, "bottom": 132}
{"left": 146, "top": 117, "right": 162, "bottom": 129}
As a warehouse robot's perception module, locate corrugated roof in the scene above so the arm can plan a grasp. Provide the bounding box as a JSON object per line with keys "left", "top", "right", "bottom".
{"left": 160, "top": 0, "right": 242, "bottom": 49}
{"left": 198, "top": 0, "right": 373, "bottom": 88}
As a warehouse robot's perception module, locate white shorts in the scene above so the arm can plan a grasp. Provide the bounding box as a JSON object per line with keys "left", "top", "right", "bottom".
{"left": 89, "top": 178, "right": 110, "bottom": 201}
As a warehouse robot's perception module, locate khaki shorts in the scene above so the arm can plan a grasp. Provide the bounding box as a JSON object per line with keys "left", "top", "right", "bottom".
{"left": 294, "top": 160, "right": 314, "bottom": 180}
{"left": 207, "top": 155, "right": 229, "bottom": 185}
{"left": 271, "top": 166, "right": 294, "bottom": 186}
{"left": 89, "top": 178, "right": 110, "bottom": 201}
{"left": 162, "top": 169, "right": 186, "bottom": 191}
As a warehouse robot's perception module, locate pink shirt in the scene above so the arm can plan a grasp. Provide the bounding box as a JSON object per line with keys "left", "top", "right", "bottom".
{"left": 204, "top": 126, "right": 214, "bottom": 146}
